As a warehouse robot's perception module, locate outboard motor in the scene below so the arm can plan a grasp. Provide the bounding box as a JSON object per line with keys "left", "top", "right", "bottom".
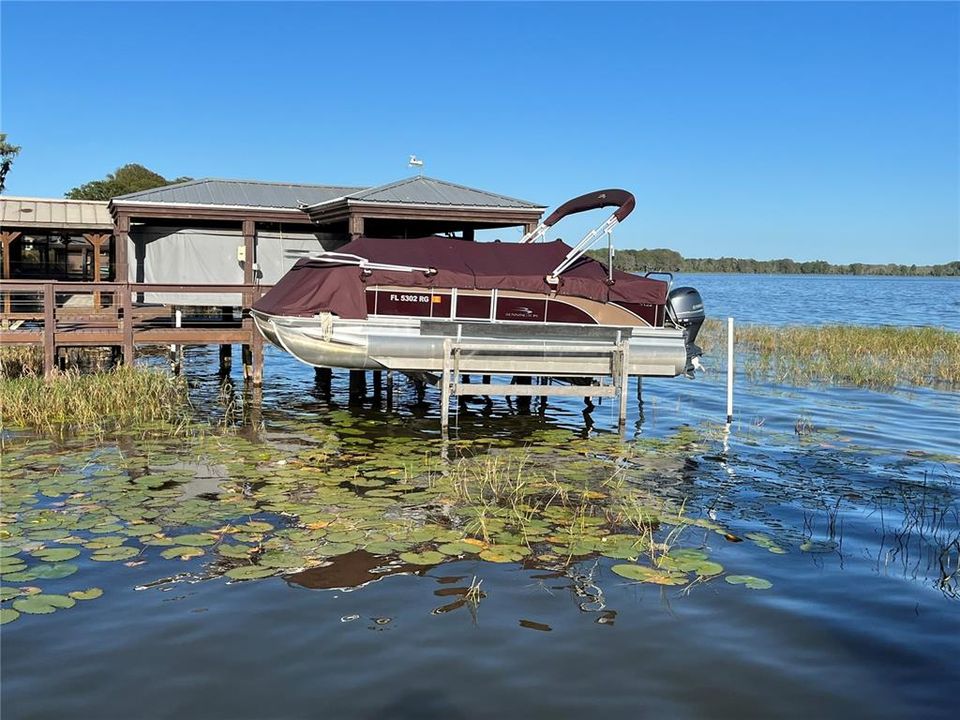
{"left": 666, "top": 287, "right": 705, "bottom": 378}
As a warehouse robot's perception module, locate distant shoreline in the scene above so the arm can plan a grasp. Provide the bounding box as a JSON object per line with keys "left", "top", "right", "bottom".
{"left": 590, "top": 248, "right": 960, "bottom": 277}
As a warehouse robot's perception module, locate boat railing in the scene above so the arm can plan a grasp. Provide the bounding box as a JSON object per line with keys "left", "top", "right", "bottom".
{"left": 287, "top": 249, "right": 437, "bottom": 276}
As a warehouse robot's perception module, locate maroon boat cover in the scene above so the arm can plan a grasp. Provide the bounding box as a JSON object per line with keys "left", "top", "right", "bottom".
{"left": 253, "top": 237, "right": 667, "bottom": 319}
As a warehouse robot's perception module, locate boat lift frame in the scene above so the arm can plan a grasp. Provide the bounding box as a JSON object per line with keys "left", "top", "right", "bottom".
{"left": 439, "top": 336, "right": 632, "bottom": 432}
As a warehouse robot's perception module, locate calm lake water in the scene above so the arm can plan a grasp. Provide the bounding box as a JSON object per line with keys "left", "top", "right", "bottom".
{"left": 2, "top": 275, "right": 958, "bottom": 720}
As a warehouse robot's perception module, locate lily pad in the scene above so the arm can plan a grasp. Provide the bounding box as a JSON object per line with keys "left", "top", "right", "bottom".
{"left": 437, "top": 541, "right": 481, "bottom": 556}
{"left": 169, "top": 533, "right": 217, "bottom": 547}
{"left": 725, "top": 575, "right": 773, "bottom": 590}
{"left": 611, "top": 564, "right": 687, "bottom": 586}
{"left": 90, "top": 547, "right": 139, "bottom": 562}
{"left": 160, "top": 546, "right": 205, "bottom": 561}
{"left": 225, "top": 565, "right": 276, "bottom": 581}
{"left": 399, "top": 551, "right": 446, "bottom": 565}
{"left": 12, "top": 597, "right": 57, "bottom": 614}
{"left": 31, "top": 563, "right": 79, "bottom": 580}
{"left": 0, "top": 608, "right": 19, "bottom": 624}
{"left": 68, "top": 588, "right": 104, "bottom": 600}
{"left": 30, "top": 547, "right": 80, "bottom": 562}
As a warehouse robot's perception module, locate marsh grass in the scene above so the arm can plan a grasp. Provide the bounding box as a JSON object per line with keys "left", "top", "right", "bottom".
{"left": 0, "top": 346, "right": 44, "bottom": 379}
{"left": 0, "top": 366, "right": 191, "bottom": 432}
{"left": 699, "top": 320, "right": 960, "bottom": 388}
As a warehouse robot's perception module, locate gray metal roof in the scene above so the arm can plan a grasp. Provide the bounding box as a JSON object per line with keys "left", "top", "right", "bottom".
{"left": 112, "top": 178, "right": 365, "bottom": 209}
{"left": 1, "top": 196, "right": 113, "bottom": 230}
{"left": 343, "top": 176, "right": 542, "bottom": 209}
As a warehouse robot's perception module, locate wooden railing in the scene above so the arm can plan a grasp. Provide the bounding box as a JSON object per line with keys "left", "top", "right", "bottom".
{"left": 0, "top": 280, "right": 267, "bottom": 382}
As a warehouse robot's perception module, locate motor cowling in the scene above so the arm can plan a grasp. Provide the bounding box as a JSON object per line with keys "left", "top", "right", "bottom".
{"left": 666, "top": 287, "right": 705, "bottom": 377}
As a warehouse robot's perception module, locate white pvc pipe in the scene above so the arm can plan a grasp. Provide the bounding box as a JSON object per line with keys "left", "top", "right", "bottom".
{"left": 726, "top": 317, "right": 734, "bottom": 424}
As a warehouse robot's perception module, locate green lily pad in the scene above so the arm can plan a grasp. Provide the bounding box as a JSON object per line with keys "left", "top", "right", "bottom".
{"left": 0, "top": 608, "right": 19, "bottom": 624}
{"left": 0, "top": 587, "right": 21, "bottom": 601}
{"left": 84, "top": 536, "right": 126, "bottom": 550}
{"left": 725, "top": 575, "right": 773, "bottom": 590}
{"left": 218, "top": 544, "right": 254, "bottom": 559}
{"left": 12, "top": 597, "right": 57, "bottom": 614}
{"left": 30, "top": 547, "right": 80, "bottom": 563}
{"left": 90, "top": 547, "right": 139, "bottom": 562}
{"left": 225, "top": 566, "right": 276, "bottom": 581}
{"left": 437, "top": 541, "right": 481, "bottom": 556}
{"left": 39, "top": 594, "right": 75, "bottom": 609}
{"left": 0, "top": 546, "right": 22, "bottom": 558}
{"left": 31, "top": 563, "right": 79, "bottom": 580}
{"left": 399, "top": 551, "right": 446, "bottom": 565}
{"left": 160, "top": 546, "right": 205, "bottom": 560}
{"left": 693, "top": 561, "right": 724, "bottom": 577}
{"left": 611, "top": 564, "right": 688, "bottom": 586}
{"left": 169, "top": 533, "right": 217, "bottom": 547}
{"left": 68, "top": 588, "right": 104, "bottom": 600}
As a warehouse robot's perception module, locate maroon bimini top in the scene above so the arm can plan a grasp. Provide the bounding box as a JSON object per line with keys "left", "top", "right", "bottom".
{"left": 253, "top": 237, "right": 667, "bottom": 320}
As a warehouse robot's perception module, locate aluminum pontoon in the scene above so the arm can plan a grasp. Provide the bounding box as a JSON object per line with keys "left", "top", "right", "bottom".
{"left": 252, "top": 189, "right": 705, "bottom": 379}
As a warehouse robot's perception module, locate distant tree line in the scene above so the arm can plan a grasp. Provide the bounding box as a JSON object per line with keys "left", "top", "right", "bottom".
{"left": 588, "top": 248, "right": 960, "bottom": 277}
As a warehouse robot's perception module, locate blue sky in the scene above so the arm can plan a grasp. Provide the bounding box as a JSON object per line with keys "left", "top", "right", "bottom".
{"left": 2, "top": 1, "right": 957, "bottom": 265}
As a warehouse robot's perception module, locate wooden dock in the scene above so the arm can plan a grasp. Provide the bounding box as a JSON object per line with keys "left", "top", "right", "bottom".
{"left": 0, "top": 280, "right": 266, "bottom": 383}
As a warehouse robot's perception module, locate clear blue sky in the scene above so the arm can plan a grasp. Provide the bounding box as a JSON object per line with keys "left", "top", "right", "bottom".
{"left": 2, "top": 1, "right": 957, "bottom": 265}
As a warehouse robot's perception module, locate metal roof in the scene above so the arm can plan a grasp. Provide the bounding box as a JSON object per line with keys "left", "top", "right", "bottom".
{"left": 340, "top": 176, "right": 542, "bottom": 209}
{"left": 0, "top": 196, "right": 113, "bottom": 230}
{"left": 112, "top": 178, "right": 366, "bottom": 209}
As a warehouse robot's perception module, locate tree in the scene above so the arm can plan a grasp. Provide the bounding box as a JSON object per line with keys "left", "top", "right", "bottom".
{"left": 0, "top": 133, "right": 21, "bottom": 194}
{"left": 65, "top": 163, "right": 191, "bottom": 200}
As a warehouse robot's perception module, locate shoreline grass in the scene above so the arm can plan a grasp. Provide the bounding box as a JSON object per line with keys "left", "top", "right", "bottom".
{"left": 699, "top": 320, "right": 960, "bottom": 388}
{"left": 0, "top": 365, "right": 191, "bottom": 432}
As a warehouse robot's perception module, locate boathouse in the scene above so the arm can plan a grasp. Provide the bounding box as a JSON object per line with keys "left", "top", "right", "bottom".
{"left": 0, "top": 175, "right": 544, "bottom": 380}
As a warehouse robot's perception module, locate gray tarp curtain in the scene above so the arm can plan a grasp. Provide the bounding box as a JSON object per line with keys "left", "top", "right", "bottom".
{"left": 128, "top": 226, "right": 333, "bottom": 305}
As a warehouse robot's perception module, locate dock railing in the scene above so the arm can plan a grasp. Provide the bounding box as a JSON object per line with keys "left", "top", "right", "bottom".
{"left": 0, "top": 279, "right": 267, "bottom": 382}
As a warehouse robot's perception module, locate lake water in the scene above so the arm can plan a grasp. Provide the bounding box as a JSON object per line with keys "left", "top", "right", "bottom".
{"left": 2, "top": 275, "right": 958, "bottom": 719}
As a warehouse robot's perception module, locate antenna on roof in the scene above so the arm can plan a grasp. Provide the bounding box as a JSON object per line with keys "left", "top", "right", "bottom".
{"left": 408, "top": 155, "right": 424, "bottom": 176}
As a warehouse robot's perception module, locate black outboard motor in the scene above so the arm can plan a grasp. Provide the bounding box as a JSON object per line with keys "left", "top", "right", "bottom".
{"left": 666, "top": 287, "right": 705, "bottom": 378}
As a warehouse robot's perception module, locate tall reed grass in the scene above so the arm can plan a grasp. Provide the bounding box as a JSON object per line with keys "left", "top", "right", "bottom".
{"left": 0, "top": 365, "right": 190, "bottom": 432}
{"left": 699, "top": 320, "right": 960, "bottom": 388}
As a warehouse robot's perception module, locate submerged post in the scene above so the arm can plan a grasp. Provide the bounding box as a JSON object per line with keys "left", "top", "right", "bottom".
{"left": 386, "top": 369, "right": 394, "bottom": 410}
{"left": 726, "top": 317, "right": 734, "bottom": 424}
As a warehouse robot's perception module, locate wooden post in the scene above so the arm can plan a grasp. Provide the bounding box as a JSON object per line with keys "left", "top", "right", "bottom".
{"left": 314, "top": 367, "right": 332, "bottom": 402}
{"left": 1, "top": 231, "right": 20, "bottom": 317}
{"left": 386, "top": 369, "right": 394, "bottom": 410}
{"left": 83, "top": 233, "right": 109, "bottom": 309}
{"left": 219, "top": 344, "right": 232, "bottom": 373}
{"left": 372, "top": 369, "right": 382, "bottom": 401}
{"left": 121, "top": 281, "right": 134, "bottom": 365}
{"left": 348, "top": 370, "right": 366, "bottom": 403}
{"left": 242, "top": 344, "right": 253, "bottom": 380}
{"left": 463, "top": 228, "right": 475, "bottom": 242}
{"left": 43, "top": 282, "right": 55, "bottom": 377}
{"left": 348, "top": 214, "right": 365, "bottom": 241}
{"left": 114, "top": 214, "right": 130, "bottom": 283}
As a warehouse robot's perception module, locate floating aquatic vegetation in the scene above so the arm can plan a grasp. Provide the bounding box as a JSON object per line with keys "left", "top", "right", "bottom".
{"left": 0, "top": 419, "right": 786, "bottom": 626}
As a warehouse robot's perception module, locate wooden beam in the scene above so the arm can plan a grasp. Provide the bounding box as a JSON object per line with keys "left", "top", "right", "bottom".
{"left": 83, "top": 233, "right": 110, "bottom": 308}
{"left": 1, "top": 231, "right": 20, "bottom": 279}
{"left": 1, "top": 231, "right": 20, "bottom": 316}
{"left": 43, "top": 283, "right": 55, "bottom": 377}
{"left": 242, "top": 219, "right": 255, "bottom": 285}
{"left": 110, "top": 203, "right": 313, "bottom": 225}
{"left": 114, "top": 214, "right": 130, "bottom": 282}
{"left": 121, "top": 283, "right": 134, "bottom": 365}
{"left": 348, "top": 214, "right": 364, "bottom": 240}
